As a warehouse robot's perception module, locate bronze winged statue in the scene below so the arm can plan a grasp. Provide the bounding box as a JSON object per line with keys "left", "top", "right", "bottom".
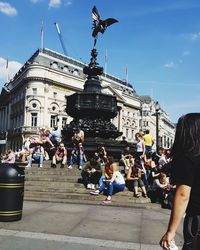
{"left": 92, "top": 6, "right": 118, "bottom": 47}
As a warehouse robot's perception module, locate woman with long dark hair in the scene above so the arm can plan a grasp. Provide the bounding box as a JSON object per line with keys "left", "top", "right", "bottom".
{"left": 160, "top": 113, "right": 200, "bottom": 250}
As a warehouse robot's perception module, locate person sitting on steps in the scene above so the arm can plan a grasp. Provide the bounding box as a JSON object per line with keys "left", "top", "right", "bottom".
{"left": 126, "top": 157, "right": 148, "bottom": 198}
{"left": 25, "top": 143, "right": 45, "bottom": 168}
{"left": 51, "top": 143, "right": 67, "bottom": 168}
{"left": 90, "top": 157, "right": 125, "bottom": 204}
{"left": 81, "top": 156, "right": 102, "bottom": 190}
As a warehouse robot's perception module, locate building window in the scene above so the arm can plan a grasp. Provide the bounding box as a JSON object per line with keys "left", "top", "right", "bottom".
{"left": 164, "top": 136, "right": 166, "bottom": 147}
{"left": 52, "top": 106, "right": 56, "bottom": 111}
{"left": 53, "top": 92, "right": 57, "bottom": 98}
{"left": 31, "top": 113, "right": 38, "bottom": 127}
{"left": 126, "top": 128, "right": 129, "bottom": 138}
{"left": 32, "top": 102, "right": 37, "bottom": 108}
{"left": 62, "top": 117, "right": 67, "bottom": 128}
{"left": 50, "top": 115, "right": 57, "bottom": 128}
{"left": 131, "top": 129, "right": 134, "bottom": 139}
{"left": 52, "top": 62, "right": 58, "bottom": 69}
{"left": 73, "top": 69, "right": 79, "bottom": 76}
{"left": 63, "top": 66, "right": 69, "bottom": 73}
{"left": 32, "top": 88, "right": 37, "bottom": 95}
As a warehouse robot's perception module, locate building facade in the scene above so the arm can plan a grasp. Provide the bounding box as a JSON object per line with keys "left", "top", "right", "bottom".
{"left": 0, "top": 48, "right": 175, "bottom": 152}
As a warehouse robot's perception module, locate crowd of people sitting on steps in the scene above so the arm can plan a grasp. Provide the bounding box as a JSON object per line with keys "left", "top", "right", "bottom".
{"left": 0, "top": 127, "right": 175, "bottom": 208}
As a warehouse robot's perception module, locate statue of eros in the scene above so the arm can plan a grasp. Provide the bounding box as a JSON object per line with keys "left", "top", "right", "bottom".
{"left": 92, "top": 5, "right": 118, "bottom": 48}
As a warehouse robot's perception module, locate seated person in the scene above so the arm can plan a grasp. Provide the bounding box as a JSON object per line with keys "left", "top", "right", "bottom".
{"left": 1, "top": 149, "right": 15, "bottom": 164}
{"left": 72, "top": 127, "right": 84, "bottom": 145}
{"left": 50, "top": 124, "right": 61, "bottom": 147}
{"left": 25, "top": 144, "right": 45, "bottom": 168}
{"left": 38, "top": 127, "right": 55, "bottom": 149}
{"left": 90, "top": 159, "right": 125, "bottom": 204}
{"left": 152, "top": 172, "right": 175, "bottom": 208}
{"left": 120, "top": 145, "right": 132, "bottom": 170}
{"left": 16, "top": 137, "right": 31, "bottom": 162}
{"left": 126, "top": 157, "right": 148, "bottom": 198}
{"left": 68, "top": 142, "right": 84, "bottom": 170}
{"left": 152, "top": 147, "right": 165, "bottom": 166}
{"left": 81, "top": 156, "right": 102, "bottom": 189}
{"left": 95, "top": 144, "right": 107, "bottom": 166}
{"left": 143, "top": 152, "right": 156, "bottom": 187}
{"left": 51, "top": 143, "right": 67, "bottom": 168}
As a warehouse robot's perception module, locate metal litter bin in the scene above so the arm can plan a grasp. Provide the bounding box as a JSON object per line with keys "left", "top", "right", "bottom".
{"left": 0, "top": 163, "right": 25, "bottom": 222}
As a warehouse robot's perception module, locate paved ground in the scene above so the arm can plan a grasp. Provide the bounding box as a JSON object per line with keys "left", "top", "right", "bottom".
{"left": 0, "top": 201, "right": 184, "bottom": 250}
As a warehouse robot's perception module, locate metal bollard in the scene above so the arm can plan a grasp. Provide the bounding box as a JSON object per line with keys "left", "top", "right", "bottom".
{"left": 0, "top": 163, "right": 25, "bottom": 222}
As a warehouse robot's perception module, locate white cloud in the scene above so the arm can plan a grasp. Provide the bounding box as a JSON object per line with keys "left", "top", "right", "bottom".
{"left": 164, "top": 61, "right": 177, "bottom": 69}
{"left": 64, "top": 0, "right": 72, "bottom": 6}
{"left": 191, "top": 32, "right": 200, "bottom": 41}
{"left": 181, "top": 32, "right": 200, "bottom": 41}
{"left": 49, "top": 0, "right": 61, "bottom": 8}
{"left": 0, "top": 58, "right": 22, "bottom": 83}
{"left": 30, "top": 0, "right": 43, "bottom": 3}
{"left": 0, "top": 2, "right": 17, "bottom": 16}
{"left": 182, "top": 51, "right": 190, "bottom": 56}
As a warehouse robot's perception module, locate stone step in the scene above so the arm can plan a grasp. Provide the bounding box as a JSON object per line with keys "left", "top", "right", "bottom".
{"left": 24, "top": 185, "right": 86, "bottom": 193}
{"left": 24, "top": 195, "right": 160, "bottom": 209}
{"left": 24, "top": 168, "right": 82, "bottom": 176}
{"left": 24, "top": 190, "right": 151, "bottom": 203}
{"left": 22, "top": 160, "right": 158, "bottom": 208}
{"left": 24, "top": 185, "right": 136, "bottom": 197}
{"left": 25, "top": 175, "right": 80, "bottom": 182}
{"left": 24, "top": 180, "right": 83, "bottom": 188}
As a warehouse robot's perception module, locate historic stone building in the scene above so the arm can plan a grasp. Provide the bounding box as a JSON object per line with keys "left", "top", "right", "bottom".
{"left": 0, "top": 48, "right": 175, "bottom": 152}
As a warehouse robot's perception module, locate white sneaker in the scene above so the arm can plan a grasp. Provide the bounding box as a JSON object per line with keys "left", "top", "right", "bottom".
{"left": 87, "top": 183, "right": 92, "bottom": 189}
{"left": 68, "top": 165, "right": 72, "bottom": 169}
{"left": 39, "top": 164, "right": 43, "bottom": 168}
{"left": 90, "top": 190, "right": 100, "bottom": 195}
{"left": 91, "top": 184, "right": 95, "bottom": 190}
{"left": 25, "top": 164, "right": 31, "bottom": 168}
{"left": 79, "top": 166, "right": 83, "bottom": 170}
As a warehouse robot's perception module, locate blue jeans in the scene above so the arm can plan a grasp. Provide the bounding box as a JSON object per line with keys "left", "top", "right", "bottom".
{"left": 145, "top": 145, "right": 152, "bottom": 154}
{"left": 99, "top": 181, "right": 125, "bottom": 197}
{"left": 69, "top": 154, "right": 84, "bottom": 167}
{"left": 99, "top": 176, "right": 105, "bottom": 187}
{"left": 28, "top": 155, "right": 44, "bottom": 166}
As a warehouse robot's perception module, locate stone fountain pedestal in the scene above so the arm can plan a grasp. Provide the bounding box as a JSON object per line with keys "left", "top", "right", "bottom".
{"left": 62, "top": 49, "right": 132, "bottom": 159}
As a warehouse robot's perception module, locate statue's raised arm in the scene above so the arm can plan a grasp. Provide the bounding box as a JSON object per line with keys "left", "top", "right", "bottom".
{"left": 92, "top": 6, "right": 118, "bottom": 48}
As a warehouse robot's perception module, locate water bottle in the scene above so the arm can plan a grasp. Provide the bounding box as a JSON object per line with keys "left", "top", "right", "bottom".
{"left": 168, "top": 242, "right": 178, "bottom": 250}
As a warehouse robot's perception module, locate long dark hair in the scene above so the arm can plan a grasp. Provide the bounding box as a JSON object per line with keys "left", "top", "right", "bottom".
{"left": 171, "top": 113, "right": 200, "bottom": 159}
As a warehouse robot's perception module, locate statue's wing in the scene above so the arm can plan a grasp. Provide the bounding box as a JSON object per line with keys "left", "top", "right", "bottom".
{"left": 92, "top": 5, "right": 101, "bottom": 25}
{"left": 103, "top": 18, "right": 118, "bottom": 27}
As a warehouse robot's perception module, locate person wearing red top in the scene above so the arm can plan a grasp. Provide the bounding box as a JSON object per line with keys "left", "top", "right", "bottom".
{"left": 51, "top": 143, "right": 67, "bottom": 168}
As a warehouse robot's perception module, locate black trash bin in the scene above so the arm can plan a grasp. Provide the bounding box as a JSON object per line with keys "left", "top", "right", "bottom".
{"left": 0, "top": 163, "right": 25, "bottom": 222}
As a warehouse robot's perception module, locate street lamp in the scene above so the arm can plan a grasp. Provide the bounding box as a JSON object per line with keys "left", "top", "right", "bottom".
{"left": 155, "top": 101, "right": 160, "bottom": 153}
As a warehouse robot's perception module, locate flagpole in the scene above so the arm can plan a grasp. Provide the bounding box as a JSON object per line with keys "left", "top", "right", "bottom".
{"left": 125, "top": 65, "right": 128, "bottom": 84}
{"left": 6, "top": 58, "right": 9, "bottom": 83}
{"left": 40, "top": 21, "right": 44, "bottom": 51}
{"left": 104, "top": 48, "right": 108, "bottom": 77}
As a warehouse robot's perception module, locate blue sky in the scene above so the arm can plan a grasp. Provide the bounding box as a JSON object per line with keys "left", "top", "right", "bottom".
{"left": 0, "top": 0, "right": 200, "bottom": 123}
